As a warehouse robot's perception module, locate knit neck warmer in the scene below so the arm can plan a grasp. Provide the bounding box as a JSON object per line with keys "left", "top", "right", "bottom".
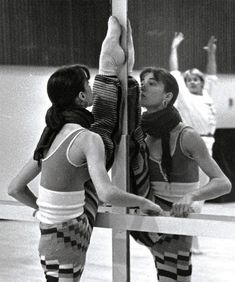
{"left": 141, "top": 106, "right": 182, "bottom": 182}
{"left": 33, "top": 105, "right": 94, "bottom": 164}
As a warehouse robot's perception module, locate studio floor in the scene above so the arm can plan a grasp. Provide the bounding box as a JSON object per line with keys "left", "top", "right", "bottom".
{"left": 1, "top": 202, "right": 235, "bottom": 282}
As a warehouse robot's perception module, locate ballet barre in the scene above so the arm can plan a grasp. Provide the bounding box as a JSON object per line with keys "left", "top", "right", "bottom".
{"left": 1, "top": 200, "right": 235, "bottom": 240}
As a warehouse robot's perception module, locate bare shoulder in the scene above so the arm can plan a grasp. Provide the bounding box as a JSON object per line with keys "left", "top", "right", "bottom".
{"left": 68, "top": 129, "right": 105, "bottom": 165}
{"left": 181, "top": 127, "right": 201, "bottom": 143}
{"left": 180, "top": 127, "right": 208, "bottom": 157}
{"left": 73, "top": 130, "right": 104, "bottom": 151}
{"left": 80, "top": 130, "right": 103, "bottom": 144}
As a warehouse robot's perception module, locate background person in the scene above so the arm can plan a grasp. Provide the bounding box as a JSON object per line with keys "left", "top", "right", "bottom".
{"left": 169, "top": 32, "right": 217, "bottom": 158}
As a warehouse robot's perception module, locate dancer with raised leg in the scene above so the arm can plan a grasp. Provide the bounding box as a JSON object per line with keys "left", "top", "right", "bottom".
{"left": 8, "top": 17, "right": 162, "bottom": 282}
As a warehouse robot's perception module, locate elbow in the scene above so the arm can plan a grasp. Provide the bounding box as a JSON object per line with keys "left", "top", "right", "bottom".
{"left": 8, "top": 185, "right": 16, "bottom": 198}
{"left": 97, "top": 188, "right": 116, "bottom": 204}
{"left": 224, "top": 178, "right": 232, "bottom": 195}
{"left": 219, "top": 176, "right": 232, "bottom": 196}
{"left": 8, "top": 181, "right": 20, "bottom": 198}
{"left": 97, "top": 190, "right": 111, "bottom": 204}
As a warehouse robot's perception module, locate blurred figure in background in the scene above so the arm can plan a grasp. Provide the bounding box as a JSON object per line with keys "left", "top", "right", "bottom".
{"left": 169, "top": 32, "right": 217, "bottom": 157}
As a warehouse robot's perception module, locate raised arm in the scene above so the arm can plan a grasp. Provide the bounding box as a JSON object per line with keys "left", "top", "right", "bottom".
{"left": 80, "top": 131, "right": 163, "bottom": 215}
{"left": 204, "top": 35, "right": 217, "bottom": 75}
{"left": 169, "top": 32, "right": 184, "bottom": 71}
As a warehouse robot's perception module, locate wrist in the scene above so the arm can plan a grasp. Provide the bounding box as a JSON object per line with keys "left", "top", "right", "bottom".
{"left": 188, "top": 191, "right": 198, "bottom": 202}
{"left": 139, "top": 197, "right": 147, "bottom": 208}
{"left": 208, "top": 53, "right": 216, "bottom": 59}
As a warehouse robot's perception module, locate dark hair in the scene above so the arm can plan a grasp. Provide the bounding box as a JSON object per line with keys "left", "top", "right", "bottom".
{"left": 33, "top": 64, "right": 93, "bottom": 165}
{"left": 140, "top": 67, "right": 181, "bottom": 182}
{"left": 47, "top": 64, "right": 90, "bottom": 109}
{"left": 183, "top": 68, "right": 205, "bottom": 87}
{"left": 140, "top": 67, "right": 179, "bottom": 106}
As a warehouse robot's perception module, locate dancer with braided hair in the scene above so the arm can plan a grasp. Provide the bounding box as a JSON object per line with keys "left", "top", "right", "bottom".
{"left": 8, "top": 17, "right": 162, "bottom": 282}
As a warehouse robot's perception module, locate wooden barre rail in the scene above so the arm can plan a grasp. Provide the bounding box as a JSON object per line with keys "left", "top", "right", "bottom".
{"left": 1, "top": 200, "right": 235, "bottom": 240}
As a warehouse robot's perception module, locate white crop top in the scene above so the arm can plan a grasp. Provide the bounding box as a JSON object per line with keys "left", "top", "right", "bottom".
{"left": 36, "top": 185, "right": 85, "bottom": 224}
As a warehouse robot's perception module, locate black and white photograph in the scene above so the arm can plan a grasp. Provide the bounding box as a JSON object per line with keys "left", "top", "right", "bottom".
{"left": 1, "top": 0, "right": 235, "bottom": 281}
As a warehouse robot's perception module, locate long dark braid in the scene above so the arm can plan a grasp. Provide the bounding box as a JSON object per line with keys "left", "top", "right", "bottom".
{"left": 33, "top": 64, "right": 94, "bottom": 165}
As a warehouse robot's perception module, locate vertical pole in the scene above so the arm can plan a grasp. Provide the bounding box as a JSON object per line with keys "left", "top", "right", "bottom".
{"left": 111, "top": 0, "right": 130, "bottom": 281}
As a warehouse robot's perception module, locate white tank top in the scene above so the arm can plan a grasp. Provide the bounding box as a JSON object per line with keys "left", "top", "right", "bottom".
{"left": 36, "top": 126, "right": 88, "bottom": 224}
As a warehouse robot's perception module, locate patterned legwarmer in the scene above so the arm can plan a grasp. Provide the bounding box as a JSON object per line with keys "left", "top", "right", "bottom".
{"left": 91, "top": 75, "right": 150, "bottom": 197}
{"left": 91, "top": 75, "right": 123, "bottom": 170}
{"left": 128, "top": 77, "right": 150, "bottom": 197}
{"left": 38, "top": 213, "right": 92, "bottom": 282}
{"left": 83, "top": 179, "right": 99, "bottom": 228}
{"left": 37, "top": 74, "right": 122, "bottom": 282}
{"left": 131, "top": 196, "right": 192, "bottom": 282}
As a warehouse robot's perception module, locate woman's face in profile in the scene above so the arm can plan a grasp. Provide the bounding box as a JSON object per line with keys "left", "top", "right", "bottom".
{"left": 140, "top": 72, "right": 166, "bottom": 112}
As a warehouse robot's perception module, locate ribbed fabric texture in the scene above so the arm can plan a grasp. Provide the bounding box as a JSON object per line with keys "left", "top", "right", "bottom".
{"left": 36, "top": 186, "right": 85, "bottom": 224}
{"left": 91, "top": 74, "right": 123, "bottom": 170}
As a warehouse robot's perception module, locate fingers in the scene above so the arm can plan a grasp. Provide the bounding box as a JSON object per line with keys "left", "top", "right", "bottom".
{"left": 142, "top": 208, "right": 163, "bottom": 216}
{"left": 138, "top": 208, "right": 171, "bottom": 217}
{"left": 174, "top": 32, "right": 184, "bottom": 40}
{"left": 141, "top": 201, "right": 164, "bottom": 216}
{"left": 159, "top": 210, "right": 171, "bottom": 217}
{"left": 170, "top": 204, "right": 192, "bottom": 217}
{"left": 144, "top": 210, "right": 161, "bottom": 216}
{"left": 209, "top": 35, "right": 217, "bottom": 44}
{"left": 203, "top": 35, "right": 217, "bottom": 51}
{"left": 172, "top": 32, "right": 184, "bottom": 48}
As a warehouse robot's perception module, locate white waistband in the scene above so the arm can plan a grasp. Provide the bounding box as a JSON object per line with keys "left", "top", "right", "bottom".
{"left": 151, "top": 181, "right": 199, "bottom": 203}
{"left": 36, "top": 185, "right": 85, "bottom": 224}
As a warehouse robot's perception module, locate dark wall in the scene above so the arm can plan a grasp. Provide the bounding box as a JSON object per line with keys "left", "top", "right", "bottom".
{"left": 0, "top": 0, "right": 234, "bottom": 73}
{"left": 0, "top": 0, "right": 110, "bottom": 67}
{"left": 129, "top": 0, "right": 235, "bottom": 73}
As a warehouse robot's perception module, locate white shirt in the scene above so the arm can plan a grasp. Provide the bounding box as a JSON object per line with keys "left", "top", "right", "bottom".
{"left": 171, "top": 70, "right": 217, "bottom": 136}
